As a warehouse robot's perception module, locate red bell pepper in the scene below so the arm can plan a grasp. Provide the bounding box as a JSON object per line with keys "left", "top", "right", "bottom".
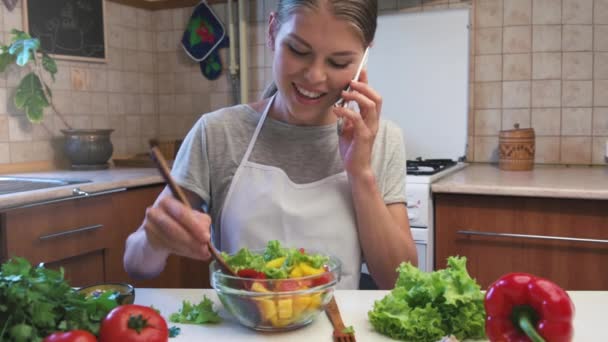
{"left": 484, "top": 273, "right": 575, "bottom": 342}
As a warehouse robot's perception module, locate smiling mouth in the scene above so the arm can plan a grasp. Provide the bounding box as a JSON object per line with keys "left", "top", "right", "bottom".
{"left": 293, "top": 83, "right": 325, "bottom": 99}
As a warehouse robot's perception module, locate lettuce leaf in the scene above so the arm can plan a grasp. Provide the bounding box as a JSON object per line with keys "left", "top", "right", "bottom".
{"left": 368, "top": 256, "right": 486, "bottom": 341}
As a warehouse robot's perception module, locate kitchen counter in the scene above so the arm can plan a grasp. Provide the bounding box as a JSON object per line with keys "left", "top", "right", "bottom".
{"left": 135, "top": 289, "right": 607, "bottom": 341}
{"left": 432, "top": 163, "right": 608, "bottom": 199}
{"left": 0, "top": 168, "right": 163, "bottom": 210}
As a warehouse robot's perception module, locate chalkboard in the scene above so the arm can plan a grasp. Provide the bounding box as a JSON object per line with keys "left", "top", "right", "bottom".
{"left": 23, "top": 0, "right": 107, "bottom": 62}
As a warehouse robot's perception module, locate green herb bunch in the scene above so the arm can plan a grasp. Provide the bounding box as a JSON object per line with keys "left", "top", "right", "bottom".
{"left": 0, "top": 29, "right": 71, "bottom": 128}
{"left": 0, "top": 258, "right": 118, "bottom": 342}
{"left": 368, "top": 256, "right": 486, "bottom": 342}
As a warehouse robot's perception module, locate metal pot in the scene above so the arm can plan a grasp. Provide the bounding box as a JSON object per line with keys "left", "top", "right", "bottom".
{"left": 61, "top": 129, "right": 114, "bottom": 170}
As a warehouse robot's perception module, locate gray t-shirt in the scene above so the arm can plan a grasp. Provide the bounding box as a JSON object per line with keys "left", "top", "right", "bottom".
{"left": 171, "top": 104, "right": 407, "bottom": 237}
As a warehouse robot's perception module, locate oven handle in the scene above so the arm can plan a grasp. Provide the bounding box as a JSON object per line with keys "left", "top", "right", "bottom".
{"left": 457, "top": 230, "right": 608, "bottom": 244}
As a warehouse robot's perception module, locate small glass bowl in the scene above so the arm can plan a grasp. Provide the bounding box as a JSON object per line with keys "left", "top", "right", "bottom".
{"left": 78, "top": 282, "right": 135, "bottom": 305}
{"left": 210, "top": 252, "right": 341, "bottom": 332}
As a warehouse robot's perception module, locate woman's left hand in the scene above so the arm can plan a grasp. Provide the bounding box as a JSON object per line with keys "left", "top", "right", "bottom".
{"left": 333, "top": 69, "right": 382, "bottom": 179}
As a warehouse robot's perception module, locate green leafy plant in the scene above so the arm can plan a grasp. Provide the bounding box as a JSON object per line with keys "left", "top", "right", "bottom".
{"left": 0, "top": 29, "right": 71, "bottom": 129}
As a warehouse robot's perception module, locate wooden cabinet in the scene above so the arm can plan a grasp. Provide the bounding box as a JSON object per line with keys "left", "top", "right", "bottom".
{"left": 0, "top": 185, "right": 210, "bottom": 288}
{"left": 434, "top": 193, "right": 608, "bottom": 290}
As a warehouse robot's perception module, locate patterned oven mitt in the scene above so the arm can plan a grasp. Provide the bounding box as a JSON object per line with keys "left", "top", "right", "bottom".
{"left": 181, "top": 1, "right": 229, "bottom": 80}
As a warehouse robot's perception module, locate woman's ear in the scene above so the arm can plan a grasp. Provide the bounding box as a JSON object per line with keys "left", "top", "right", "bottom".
{"left": 267, "top": 12, "right": 279, "bottom": 51}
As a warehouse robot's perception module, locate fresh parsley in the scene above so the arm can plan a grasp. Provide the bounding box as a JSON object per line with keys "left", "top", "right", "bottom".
{"left": 343, "top": 325, "right": 355, "bottom": 334}
{"left": 0, "top": 257, "right": 118, "bottom": 341}
{"left": 169, "top": 296, "right": 222, "bottom": 324}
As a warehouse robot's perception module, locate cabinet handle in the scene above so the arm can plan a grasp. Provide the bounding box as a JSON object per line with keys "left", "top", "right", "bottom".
{"left": 457, "top": 230, "right": 608, "bottom": 244}
{"left": 39, "top": 224, "right": 103, "bottom": 241}
{"left": 7, "top": 187, "right": 127, "bottom": 210}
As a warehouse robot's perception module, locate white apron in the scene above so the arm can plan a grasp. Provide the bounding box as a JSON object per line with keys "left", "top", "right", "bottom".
{"left": 219, "top": 96, "right": 362, "bottom": 289}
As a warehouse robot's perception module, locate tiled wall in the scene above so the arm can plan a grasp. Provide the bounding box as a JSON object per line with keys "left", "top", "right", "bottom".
{"left": 9, "top": 0, "right": 602, "bottom": 167}
{"left": 472, "top": 0, "right": 608, "bottom": 165}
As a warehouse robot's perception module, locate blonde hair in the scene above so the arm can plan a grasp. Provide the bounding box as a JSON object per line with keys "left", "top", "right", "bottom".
{"left": 261, "top": 0, "right": 378, "bottom": 99}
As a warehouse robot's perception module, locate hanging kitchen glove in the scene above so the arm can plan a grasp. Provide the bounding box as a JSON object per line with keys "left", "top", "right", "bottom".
{"left": 181, "top": 0, "right": 227, "bottom": 80}
{"left": 484, "top": 272, "right": 575, "bottom": 342}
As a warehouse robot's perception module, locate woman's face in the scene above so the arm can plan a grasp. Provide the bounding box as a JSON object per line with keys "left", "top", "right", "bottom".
{"left": 268, "top": 7, "right": 366, "bottom": 126}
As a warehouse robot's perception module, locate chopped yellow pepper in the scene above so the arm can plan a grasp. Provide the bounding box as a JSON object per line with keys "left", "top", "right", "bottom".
{"left": 265, "top": 256, "right": 286, "bottom": 269}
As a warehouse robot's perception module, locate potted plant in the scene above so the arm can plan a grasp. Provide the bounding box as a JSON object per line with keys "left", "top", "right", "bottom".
{"left": 0, "top": 29, "right": 114, "bottom": 169}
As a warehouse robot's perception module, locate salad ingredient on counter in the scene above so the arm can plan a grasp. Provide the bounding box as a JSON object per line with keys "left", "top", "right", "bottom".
{"left": 43, "top": 330, "right": 97, "bottom": 342}
{"left": 0, "top": 258, "right": 118, "bottom": 341}
{"left": 169, "top": 296, "right": 222, "bottom": 325}
{"left": 484, "top": 272, "right": 575, "bottom": 342}
{"left": 368, "top": 256, "right": 485, "bottom": 342}
{"left": 98, "top": 304, "right": 168, "bottom": 342}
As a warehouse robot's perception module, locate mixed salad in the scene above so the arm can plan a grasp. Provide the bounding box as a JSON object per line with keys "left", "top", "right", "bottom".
{"left": 217, "top": 241, "right": 337, "bottom": 329}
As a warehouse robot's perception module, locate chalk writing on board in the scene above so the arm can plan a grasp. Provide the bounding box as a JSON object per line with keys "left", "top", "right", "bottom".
{"left": 25, "top": 0, "right": 105, "bottom": 60}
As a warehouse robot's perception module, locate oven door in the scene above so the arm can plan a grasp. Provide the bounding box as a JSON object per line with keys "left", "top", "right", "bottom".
{"left": 411, "top": 227, "right": 429, "bottom": 272}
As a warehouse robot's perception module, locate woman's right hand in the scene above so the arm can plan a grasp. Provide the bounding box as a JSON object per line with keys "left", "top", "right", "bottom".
{"left": 142, "top": 190, "right": 212, "bottom": 261}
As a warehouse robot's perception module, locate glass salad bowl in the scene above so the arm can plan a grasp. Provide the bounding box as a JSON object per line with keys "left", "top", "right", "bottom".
{"left": 210, "top": 245, "right": 341, "bottom": 332}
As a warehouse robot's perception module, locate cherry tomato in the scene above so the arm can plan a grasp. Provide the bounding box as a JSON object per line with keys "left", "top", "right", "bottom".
{"left": 275, "top": 279, "right": 301, "bottom": 292}
{"left": 237, "top": 268, "right": 266, "bottom": 279}
{"left": 98, "top": 304, "right": 168, "bottom": 342}
{"left": 43, "top": 330, "right": 97, "bottom": 342}
{"left": 311, "top": 265, "right": 333, "bottom": 287}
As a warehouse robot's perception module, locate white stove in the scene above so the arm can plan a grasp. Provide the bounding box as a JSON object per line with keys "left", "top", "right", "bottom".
{"left": 406, "top": 160, "right": 466, "bottom": 272}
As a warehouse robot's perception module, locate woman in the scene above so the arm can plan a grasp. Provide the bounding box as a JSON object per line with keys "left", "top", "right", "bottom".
{"left": 124, "top": 0, "right": 417, "bottom": 290}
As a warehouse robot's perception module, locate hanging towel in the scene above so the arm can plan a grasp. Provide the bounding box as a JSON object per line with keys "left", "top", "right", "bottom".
{"left": 182, "top": 1, "right": 228, "bottom": 80}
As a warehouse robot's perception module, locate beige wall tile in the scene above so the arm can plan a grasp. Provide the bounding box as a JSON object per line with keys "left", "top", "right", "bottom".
{"left": 534, "top": 136, "right": 560, "bottom": 163}
{"left": 562, "top": 80, "right": 593, "bottom": 107}
{"left": 193, "top": 94, "right": 211, "bottom": 114}
{"left": 563, "top": 52, "right": 592, "bottom": 79}
{"left": 106, "top": 48, "right": 124, "bottom": 71}
{"left": 474, "top": 82, "right": 502, "bottom": 108}
{"left": 107, "top": 26, "right": 124, "bottom": 49}
{"left": 504, "top": 0, "right": 531, "bottom": 25}
{"left": 0, "top": 115, "right": 7, "bottom": 142}
{"left": 475, "top": 54, "right": 502, "bottom": 81}
{"left": 591, "top": 137, "right": 608, "bottom": 164}
{"left": 155, "top": 9, "right": 174, "bottom": 31}
{"left": 474, "top": 136, "right": 499, "bottom": 161}
{"left": 503, "top": 53, "right": 531, "bottom": 80}
{"left": 532, "top": 52, "right": 561, "bottom": 79}
{"left": 0, "top": 88, "right": 6, "bottom": 115}
{"left": 125, "top": 116, "right": 141, "bottom": 138}
{"left": 595, "top": 0, "right": 608, "bottom": 24}
{"left": 475, "top": 109, "right": 502, "bottom": 135}
{"left": 562, "top": 108, "right": 592, "bottom": 135}
{"left": 502, "top": 108, "right": 531, "bottom": 129}
{"left": 532, "top": 0, "right": 562, "bottom": 24}
{"left": 380, "top": 0, "right": 398, "bottom": 11}
{"left": 136, "top": 8, "right": 153, "bottom": 28}
{"left": 141, "top": 94, "right": 156, "bottom": 115}
{"left": 91, "top": 116, "right": 110, "bottom": 129}
{"left": 503, "top": 26, "right": 531, "bottom": 53}
{"left": 91, "top": 94, "right": 109, "bottom": 116}
{"left": 158, "top": 95, "right": 175, "bottom": 116}
{"left": 72, "top": 92, "right": 93, "bottom": 116}
{"left": 594, "top": 53, "right": 608, "bottom": 79}
{"left": 139, "top": 73, "right": 156, "bottom": 94}
{"left": 109, "top": 116, "right": 126, "bottom": 138}
{"left": 123, "top": 30, "right": 138, "bottom": 50}
{"left": 503, "top": 81, "right": 530, "bottom": 108}
{"left": 562, "top": 0, "right": 592, "bottom": 24}
{"left": 0, "top": 143, "right": 9, "bottom": 164}
{"left": 593, "top": 107, "right": 608, "bottom": 135}
{"left": 532, "top": 25, "right": 561, "bottom": 52}
{"left": 594, "top": 80, "right": 608, "bottom": 106}
{"left": 175, "top": 94, "right": 194, "bottom": 116}
{"left": 477, "top": 0, "right": 503, "bottom": 27}
{"left": 594, "top": 25, "right": 608, "bottom": 51}
{"left": 476, "top": 28, "right": 503, "bottom": 54}
{"left": 531, "top": 80, "right": 561, "bottom": 107}
{"left": 8, "top": 116, "right": 33, "bottom": 142}
{"left": 561, "top": 136, "right": 591, "bottom": 164}
{"left": 562, "top": 25, "right": 593, "bottom": 51}
{"left": 532, "top": 108, "right": 561, "bottom": 135}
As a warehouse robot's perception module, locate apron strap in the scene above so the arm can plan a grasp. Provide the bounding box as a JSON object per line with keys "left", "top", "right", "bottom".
{"left": 241, "top": 95, "right": 275, "bottom": 163}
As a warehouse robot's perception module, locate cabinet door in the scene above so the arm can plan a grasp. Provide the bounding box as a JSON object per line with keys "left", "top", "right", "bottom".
{"left": 105, "top": 185, "right": 211, "bottom": 288}
{"left": 2, "top": 194, "right": 115, "bottom": 287}
{"left": 434, "top": 193, "right": 608, "bottom": 290}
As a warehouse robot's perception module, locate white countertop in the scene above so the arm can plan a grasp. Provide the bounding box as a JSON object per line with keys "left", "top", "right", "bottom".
{"left": 0, "top": 168, "right": 163, "bottom": 210}
{"left": 134, "top": 289, "right": 607, "bottom": 341}
{"left": 432, "top": 164, "right": 608, "bottom": 199}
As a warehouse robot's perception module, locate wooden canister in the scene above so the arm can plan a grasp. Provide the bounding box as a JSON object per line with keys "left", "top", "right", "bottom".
{"left": 498, "top": 124, "right": 535, "bottom": 171}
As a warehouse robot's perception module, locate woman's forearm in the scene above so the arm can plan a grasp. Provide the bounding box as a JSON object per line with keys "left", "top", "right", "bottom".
{"left": 349, "top": 171, "right": 418, "bottom": 289}
{"left": 123, "top": 227, "right": 170, "bottom": 280}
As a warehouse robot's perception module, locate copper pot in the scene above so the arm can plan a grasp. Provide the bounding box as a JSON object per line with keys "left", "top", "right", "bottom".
{"left": 498, "top": 123, "right": 535, "bottom": 171}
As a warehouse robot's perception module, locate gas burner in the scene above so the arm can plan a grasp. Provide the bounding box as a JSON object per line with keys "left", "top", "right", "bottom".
{"left": 406, "top": 158, "right": 457, "bottom": 175}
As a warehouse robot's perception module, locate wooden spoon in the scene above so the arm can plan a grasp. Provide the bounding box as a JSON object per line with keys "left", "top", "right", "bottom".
{"left": 148, "top": 140, "right": 238, "bottom": 277}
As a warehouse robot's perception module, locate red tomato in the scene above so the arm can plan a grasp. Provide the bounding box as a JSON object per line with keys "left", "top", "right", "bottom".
{"left": 276, "top": 279, "right": 301, "bottom": 292}
{"left": 44, "top": 330, "right": 97, "bottom": 342}
{"left": 98, "top": 304, "right": 168, "bottom": 342}
{"left": 237, "top": 268, "right": 266, "bottom": 279}
{"left": 311, "top": 265, "right": 333, "bottom": 287}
